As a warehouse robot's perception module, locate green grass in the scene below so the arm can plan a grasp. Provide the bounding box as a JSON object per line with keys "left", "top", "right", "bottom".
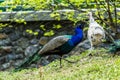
{"left": 0, "top": 50, "right": 120, "bottom": 80}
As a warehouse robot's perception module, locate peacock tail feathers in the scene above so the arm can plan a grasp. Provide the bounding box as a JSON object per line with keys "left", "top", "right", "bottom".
{"left": 14, "top": 47, "right": 42, "bottom": 72}
{"left": 108, "top": 39, "right": 120, "bottom": 53}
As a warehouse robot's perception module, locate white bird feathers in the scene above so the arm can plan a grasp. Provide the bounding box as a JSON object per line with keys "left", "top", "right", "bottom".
{"left": 87, "top": 12, "right": 105, "bottom": 50}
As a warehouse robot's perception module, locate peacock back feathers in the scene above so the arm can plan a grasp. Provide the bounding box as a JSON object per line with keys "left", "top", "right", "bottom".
{"left": 108, "top": 39, "right": 120, "bottom": 53}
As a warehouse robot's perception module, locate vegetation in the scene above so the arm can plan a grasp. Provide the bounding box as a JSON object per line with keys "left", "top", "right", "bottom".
{"left": 0, "top": 49, "right": 120, "bottom": 80}
{"left": 0, "top": 0, "right": 120, "bottom": 80}
{"left": 0, "top": 0, "right": 120, "bottom": 38}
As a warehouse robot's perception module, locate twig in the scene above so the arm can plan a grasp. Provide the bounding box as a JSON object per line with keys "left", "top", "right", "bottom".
{"left": 112, "top": 0, "right": 117, "bottom": 30}
{"left": 94, "top": 0, "right": 112, "bottom": 27}
{"left": 106, "top": 0, "right": 115, "bottom": 29}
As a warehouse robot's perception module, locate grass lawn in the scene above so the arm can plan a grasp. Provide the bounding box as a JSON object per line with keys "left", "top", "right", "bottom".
{"left": 0, "top": 50, "right": 120, "bottom": 80}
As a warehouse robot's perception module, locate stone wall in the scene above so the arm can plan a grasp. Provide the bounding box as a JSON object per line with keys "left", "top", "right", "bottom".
{"left": 0, "top": 21, "right": 87, "bottom": 70}
{"left": 0, "top": 20, "right": 116, "bottom": 70}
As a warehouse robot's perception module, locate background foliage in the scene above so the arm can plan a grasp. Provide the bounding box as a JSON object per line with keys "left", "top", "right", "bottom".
{"left": 0, "top": 0, "right": 120, "bottom": 38}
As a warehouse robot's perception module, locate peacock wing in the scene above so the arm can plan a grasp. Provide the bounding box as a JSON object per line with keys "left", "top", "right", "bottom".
{"left": 38, "top": 35, "right": 72, "bottom": 54}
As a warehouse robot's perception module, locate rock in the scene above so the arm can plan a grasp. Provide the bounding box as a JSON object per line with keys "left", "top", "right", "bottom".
{"left": 16, "top": 38, "right": 29, "bottom": 49}
{"left": 15, "top": 47, "right": 24, "bottom": 54}
{"left": 1, "top": 27, "right": 14, "bottom": 34}
{"left": 37, "top": 55, "right": 60, "bottom": 66}
{"left": 117, "top": 26, "right": 120, "bottom": 33}
{"left": 12, "top": 46, "right": 24, "bottom": 56}
{"left": 6, "top": 53, "right": 24, "bottom": 62}
{"left": 30, "top": 64, "right": 37, "bottom": 68}
{"left": 13, "top": 60, "right": 23, "bottom": 67}
{"left": 15, "top": 54, "right": 24, "bottom": 59}
{"left": 30, "top": 38, "right": 39, "bottom": 45}
{"left": 1, "top": 62, "right": 11, "bottom": 70}
{"left": 0, "top": 56, "right": 6, "bottom": 64}
{"left": 11, "top": 42, "right": 17, "bottom": 46}
{"left": 39, "top": 57, "right": 50, "bottom": 66}
{"left": 0, "top": 33, "right": 8, "bottom": 39}
{"left": 0, "top": 46, "right": 12, "bottom": 56}
{"left": 39, "top": 37, "right": 49, "bottom": 45}
{"left": 9, "top": 31, "right": 21, "bottom": 41}
{"left": 79, "top": 40, "right": 90, "bottom": 49}
{"left": 0, "top": 46, "right": 12, "bottom": 53}
{"left": 6, "top": 54, "right": 16, "bottom": 61}
{"left": 0, "top": 38, "right": 11, "bottom": 46}
{"left": 116, "top": 27, "right": 120, "bottom": 38}
{"left": 24, "top": 44, "right": 40, "bottom": 57}
{"left": 47, "top": 55, "right": 60, "bottom": 62}
{"left": 76, "top": 40, "right": 90, "bottom": 49}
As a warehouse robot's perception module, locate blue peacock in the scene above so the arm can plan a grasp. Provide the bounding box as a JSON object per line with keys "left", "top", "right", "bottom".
{"left": 15, "top": 22, "right": 85, "bottom": 71}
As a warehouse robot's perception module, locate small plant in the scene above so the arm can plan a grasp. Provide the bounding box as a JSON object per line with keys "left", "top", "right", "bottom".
{"left": 53, "top": 24, "right": 62, "bottom": 29}
{"left": 50, "top": 12, "right": 61, "bottom": 21}
{"left": 26, "top": 29, "right": 39, "bottom": 36}
{"left": 44, "top": 30, "right": 55, "bottom": 36}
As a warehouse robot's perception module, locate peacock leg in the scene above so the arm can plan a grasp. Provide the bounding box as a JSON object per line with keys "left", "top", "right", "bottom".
{"left": 88, "top": 41, "right": 93, "bottom": 56}
{"left": 63, "top": 58, "right": 79, "bottom": 63}
{"left": 59, "top": 55, "right": 62, "bottom": 68}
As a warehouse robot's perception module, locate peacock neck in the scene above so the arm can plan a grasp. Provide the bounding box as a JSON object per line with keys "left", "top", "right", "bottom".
{"left": 89, "top": 14, "right": 95, "bottom": 23}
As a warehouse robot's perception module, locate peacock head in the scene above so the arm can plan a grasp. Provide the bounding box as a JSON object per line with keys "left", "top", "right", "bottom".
{"left": 88, "top": 12, "right": 93, "bottom": 17}
{"left": 76, "top": 22, "right": 86, "bottom": 29}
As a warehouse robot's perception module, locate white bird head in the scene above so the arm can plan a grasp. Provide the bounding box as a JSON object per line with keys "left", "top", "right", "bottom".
{"left": 88, "top": 12, "right": 95, "bottom": 23}
{"left": 88, "top": 12, "right": 93, "bottom": 17}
